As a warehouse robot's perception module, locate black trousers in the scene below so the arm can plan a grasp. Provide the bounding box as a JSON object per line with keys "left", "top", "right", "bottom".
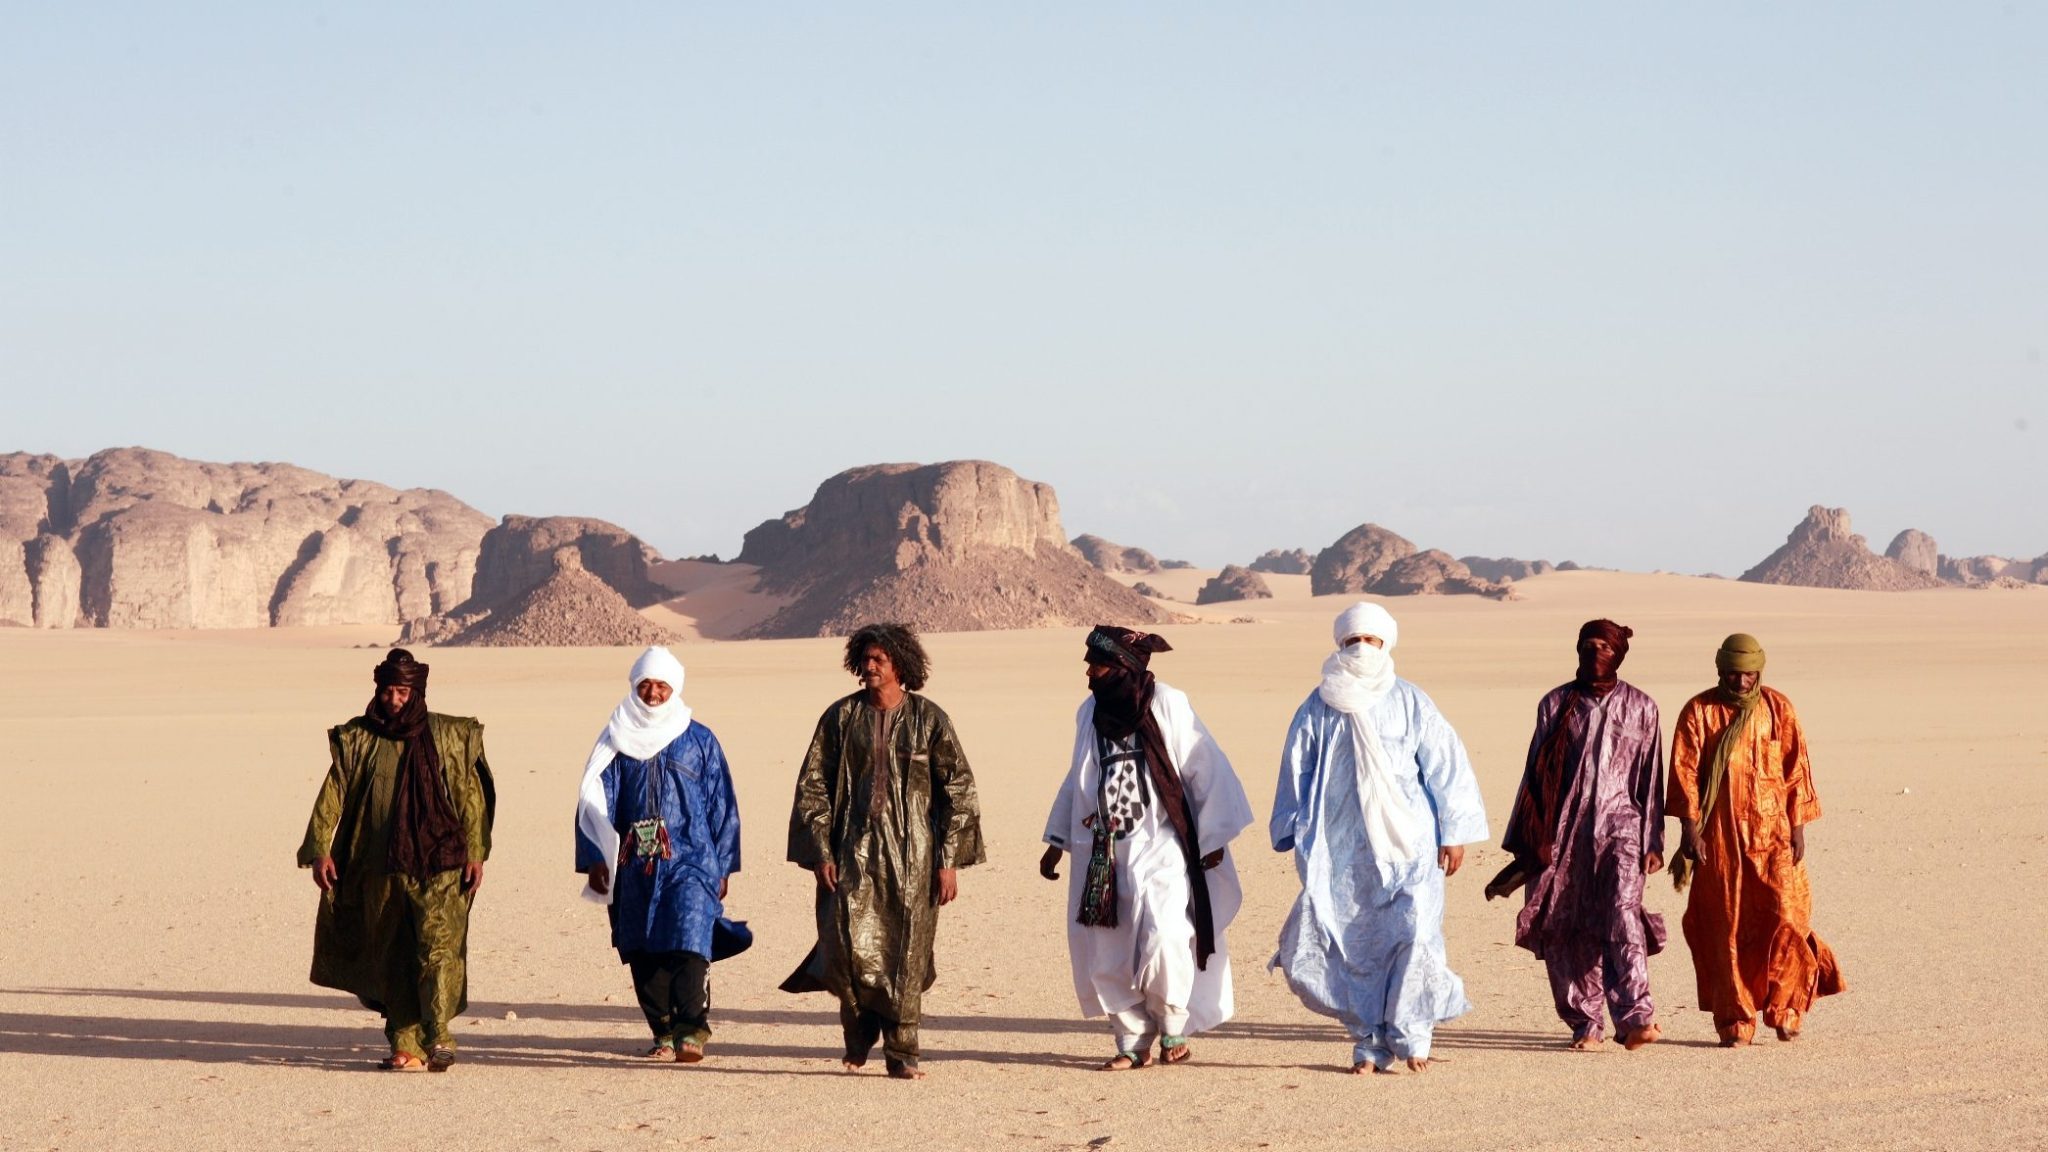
{"left": 840, "top": 1003, "right": 918, "bottom": 1066}
{"left": 626, "top": 950, "right": 710, "bottom": 1044}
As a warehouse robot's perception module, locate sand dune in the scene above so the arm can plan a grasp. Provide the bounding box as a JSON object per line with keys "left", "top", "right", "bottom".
{"left": 1, "top": 572, "right": 2043, "bottom": 1150}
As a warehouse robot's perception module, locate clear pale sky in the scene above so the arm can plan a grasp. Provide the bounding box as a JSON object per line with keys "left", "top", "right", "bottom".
{"left": 4, "top": 3, "right": 2042, "bottom": 574}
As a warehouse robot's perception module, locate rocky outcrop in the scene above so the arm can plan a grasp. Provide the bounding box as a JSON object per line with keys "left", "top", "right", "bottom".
{"left": 1308, "top": 523, "right": 1514, "bottom": 599}
{"left": 1741, "top": 507, "right": 1943, "bottom": 591}
{"left": 1159, "top": 558, "right": 1195, "bottom": 570}
{"left": 1884, "top": 530, "right": 1940, "bottom": 577}
{"left": 1310, "top": 524, "right": 1417, "bottom": 596}
{"left": 1132, "top": 581, "right": 1168, "bottom": 600}
{"left": 1249, "top": 548, "right": 1313, "bottom": 575}
{"left": 1196, "top": 565, "right": 1273, "bottom": 605}
{"left": 403, "top": 516, "right": 671, "bottom": 646}
{"left": 415, "top": 547, "right": 675, "bottom": 648}
{"left": 1371, "top": 551, "right": 1515, "bottom": 600}
{"left": 1072, "top": 534, "right": 1160, "bottom": 574}
{"left": 1460, "top": 556, "right": 1556, "bottom": 583}
{"left": 734, "top": 460, "right": 1168, "bottom": 638}
{"left": 461, "top": 515, "right": 664, "bottom": 610}
{"left": 0, "top": 447, "right": 492, "bottom": 629}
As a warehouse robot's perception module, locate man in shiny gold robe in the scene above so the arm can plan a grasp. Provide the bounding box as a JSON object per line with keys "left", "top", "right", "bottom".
{"left": 1668, "top": 633, "right": 1843, "bottom": 1047}
{"left": 298, "top": 649, "right": 495, "bottom": 1072}
{"left": 783, "top": 623, "right": 985, "bottom": 1079}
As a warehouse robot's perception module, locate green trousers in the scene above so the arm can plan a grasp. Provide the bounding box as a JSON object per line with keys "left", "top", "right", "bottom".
{"left": 368, "top": 870, "right": 471, "bottom": 1059}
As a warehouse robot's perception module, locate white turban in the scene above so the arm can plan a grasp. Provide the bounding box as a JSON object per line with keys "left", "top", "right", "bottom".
{"left": 575, "top": 646, "right": 695, "bottom": 905}
{"left": 1332, "top": 601, "right": 1399, "bottom": 651}
{"left": 1317, "top": 602, "right": 1428, "bottom": 877}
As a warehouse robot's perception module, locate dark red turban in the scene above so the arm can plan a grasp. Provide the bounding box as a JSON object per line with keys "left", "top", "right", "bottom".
{"left": 1575, "top": 619, "right": 1632, "bottom": 696}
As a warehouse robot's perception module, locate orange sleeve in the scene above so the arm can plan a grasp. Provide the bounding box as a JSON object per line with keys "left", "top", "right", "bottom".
{"left": 1666, "top": 698, "right": 1703, "bottom": 823}
{"left": 1777, "top": 693, "right": 1822, "bottom": 826}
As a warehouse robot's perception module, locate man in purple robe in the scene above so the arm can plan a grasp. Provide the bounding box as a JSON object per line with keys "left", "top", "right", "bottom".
{"left": 1487, "top": 620, "right": 1666, "bottom": 1050}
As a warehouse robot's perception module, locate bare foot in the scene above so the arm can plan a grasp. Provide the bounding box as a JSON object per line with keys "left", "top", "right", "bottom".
{"left": 1623, "top": 1024, "right": 1662, "bottom": 1050}
{"left": 884, "top": 1057, "right": 924, "bottom": 1080}
{"left": 1405, "top": 1057, "right": 1432, "bottom": 1072}
{"left": 1097, "top": 1054, "right": 1143, "bottom": 1072}
{"left": 674, "top": 1041, "right": 704, "bottom": 1064}
{"left": 1160, "top": 1042, "right": 1192, "bottom": 1065}
{"left": 840, "top": 1059, "right": 866, "bottom": 1073}
{"left": 1569, "top": 1034, "right": 1605, "bottom": 1051}
{"left": 1717, "top": 1023, "right": 1754, "bottom": 1048}
{"left": 1348, "top": 1061, "right": 1394, "bottom": 1076}
{"left": 1774, "top": 1019, "right": 1801, "bottom": 1042}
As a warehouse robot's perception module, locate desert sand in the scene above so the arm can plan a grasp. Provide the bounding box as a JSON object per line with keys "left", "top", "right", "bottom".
{"left": 2, "top": 572, "right": 2044, "bottom": 1150}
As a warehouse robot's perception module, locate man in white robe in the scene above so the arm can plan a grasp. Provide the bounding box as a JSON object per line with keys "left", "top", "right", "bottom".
{"left": 1271, "top": 603, "right": 1489, "bottom": 1074}
{"left": 1040, "top": 626, "right": 1254, "bottom": 1070}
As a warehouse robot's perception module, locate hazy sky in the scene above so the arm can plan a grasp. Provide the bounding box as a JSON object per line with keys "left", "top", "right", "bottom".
{"left": 5, "top": 3, "right": 2043, "bottom": 574}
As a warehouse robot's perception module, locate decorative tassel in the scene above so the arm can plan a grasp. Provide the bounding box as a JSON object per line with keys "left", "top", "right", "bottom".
{"left": 1077, "top": 822, "right": 1119, "bottom": 929}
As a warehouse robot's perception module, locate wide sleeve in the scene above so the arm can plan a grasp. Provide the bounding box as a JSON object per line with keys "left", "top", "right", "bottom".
{"left": 705, "top": 729, "right": 743, "bottom": 876}
{"left": 454, "top": 723, "right": 493, "bottom": 863}
{"left": 1415, "top": 692, "right": 1489, "bottom": 847}
{"left": 573, "top": 760, "right": 620, "bottom": 872}
{"left": 1502, "top": 691, "right": 1560, "bottom": 857}
{"left": 928, "top": 707, "right": 987, "bottom": 870}
{"left": 1634, "top": 696, "right": 1666, "bottom": 856}
{"left": 1667, "top": 699, "right": 1706, "bottom": 824}
{"left": 1179, "top": 705, "right": 1254, "bottom": 854}
{"left": 296, "top": 726, "right": 352, "bottom": 866}
{"left": 786, "top": 707, "right": 840, "bottom": 869}
{"left": 1271, "top": 700, "right": 1317, "bottom": 853}
{"left": 1043, "top": 702, "right": 1090, "bottom": 849}
{"left": 1777, "top": 694, "right": 1822, "bottom": 827}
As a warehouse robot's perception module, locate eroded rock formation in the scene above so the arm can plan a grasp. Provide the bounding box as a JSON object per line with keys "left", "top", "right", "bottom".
{"left": 1460, "top": 556, "right": 1556, "bottom": 583}
{"left": 1072, "top": 534, "right": 1160, "bottom": 575}
{"left": 734, "top": 461, "right": 1167, "bottom": 638}
{"left": 1309, "top": 524, "right": 1418, "bottom": 596}
{"left": 1195, "top": 565, "right": 1273, "bottom": 605}
{"left": 403, "top": 515, "right": 671, "bottom": 646}
{"left": 1741, "top": 507, "right": 1943, "bottom": 591}
{"left": 0, "top": 447, "right": 491, "bottom": 629}
{"left": 1248, "top": 548, "right": 1313, "bottom": 575}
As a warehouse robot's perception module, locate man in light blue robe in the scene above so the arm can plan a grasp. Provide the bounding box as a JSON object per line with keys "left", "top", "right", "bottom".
{"left": 1271, "top": 602, "right": 1489, "bottom": 1074}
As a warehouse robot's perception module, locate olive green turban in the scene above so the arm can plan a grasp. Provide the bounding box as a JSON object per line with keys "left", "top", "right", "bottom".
{"left": 1714, "top": 633, "right": 1766, "bottom": 674}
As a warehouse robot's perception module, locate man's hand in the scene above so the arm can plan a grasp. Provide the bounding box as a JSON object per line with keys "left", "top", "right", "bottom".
{"left": 1644, "top": 851, "right": 1665, "bottom": 876}
{"left": 1039, "top": 845, "right": 1063, "bottom": 881}
{"left": 1200, "top": 848, "right": 1225, "bottom": 871}
{"left": 1790, "top": 824, "right": 1806, "bottom": 865}
{"left": 311, "top": 856, "right": 338, "bottom": 892}
{"left": 586, "top": 862, "right": 610, "bottom": 896}
{"left": 936, "top": 868, "right": 959, "bottom": 906}
{"left": 1438, "top": 845, "right": 1464, "bottom": 877}
{"left": 462, "top": 861, "right": 485, "bottom": 893}
{"left": 1678, "top": 821, "right": 1703, "bottom": 864}
{"left": 815, "top": 861, "right": 839, "bottom": 893}
{"left": 718, "top": 875, "right": 729, "bottom": 900}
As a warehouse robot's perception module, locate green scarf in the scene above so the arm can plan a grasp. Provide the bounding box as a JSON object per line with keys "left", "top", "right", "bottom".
{"left": 1674, "top": 634, "right": 1766, "bottom": 892}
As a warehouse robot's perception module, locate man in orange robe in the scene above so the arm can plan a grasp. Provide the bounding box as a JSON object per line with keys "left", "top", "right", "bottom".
{"left": 1668, "top": 633, "right": 1844, "bottom": 1047}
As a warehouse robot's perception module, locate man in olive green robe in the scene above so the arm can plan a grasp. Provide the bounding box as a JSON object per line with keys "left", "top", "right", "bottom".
{"left": 783, "top": 623, "right": 985, "bottom": 1079}
{"left": 298, "top": 649, "right": 495, "bottom": 1072}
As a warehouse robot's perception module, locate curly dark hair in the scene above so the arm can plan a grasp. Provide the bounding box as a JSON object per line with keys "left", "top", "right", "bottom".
{"left": 843, "top": 622, "right": 931, "bottom": 692}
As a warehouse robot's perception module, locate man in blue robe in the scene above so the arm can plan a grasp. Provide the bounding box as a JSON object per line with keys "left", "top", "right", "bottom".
{"left": 575, "top": 647, "right": 745, "bottom": 1062}
{"left": 1271, "top": 603, "right": 1489, "bottom": 1074}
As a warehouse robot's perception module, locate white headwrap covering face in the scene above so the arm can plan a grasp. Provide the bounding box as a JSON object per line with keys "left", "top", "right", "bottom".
{"left": 576, "top": 646, "right": 695, "bottom": 906}
{"left": 1316, "top": 603, "right": 1430, "bottom": 877}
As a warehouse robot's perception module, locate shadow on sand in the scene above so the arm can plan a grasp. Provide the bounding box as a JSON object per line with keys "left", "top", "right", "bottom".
{"left": 0, "top": 987, "right": 1712, "bottom": 1071}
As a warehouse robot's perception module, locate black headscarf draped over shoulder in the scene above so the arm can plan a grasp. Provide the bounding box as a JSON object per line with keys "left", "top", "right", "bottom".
{"left": 363, "top": 649, "right": 466, "bottom": 879}
{"left": 1080, "top": 625, "right": 1219, "bottom": 969}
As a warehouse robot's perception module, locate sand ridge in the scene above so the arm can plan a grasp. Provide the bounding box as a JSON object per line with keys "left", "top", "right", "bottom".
{"left": 1, "top": 572, "right": 2044, "bottom": 1150}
